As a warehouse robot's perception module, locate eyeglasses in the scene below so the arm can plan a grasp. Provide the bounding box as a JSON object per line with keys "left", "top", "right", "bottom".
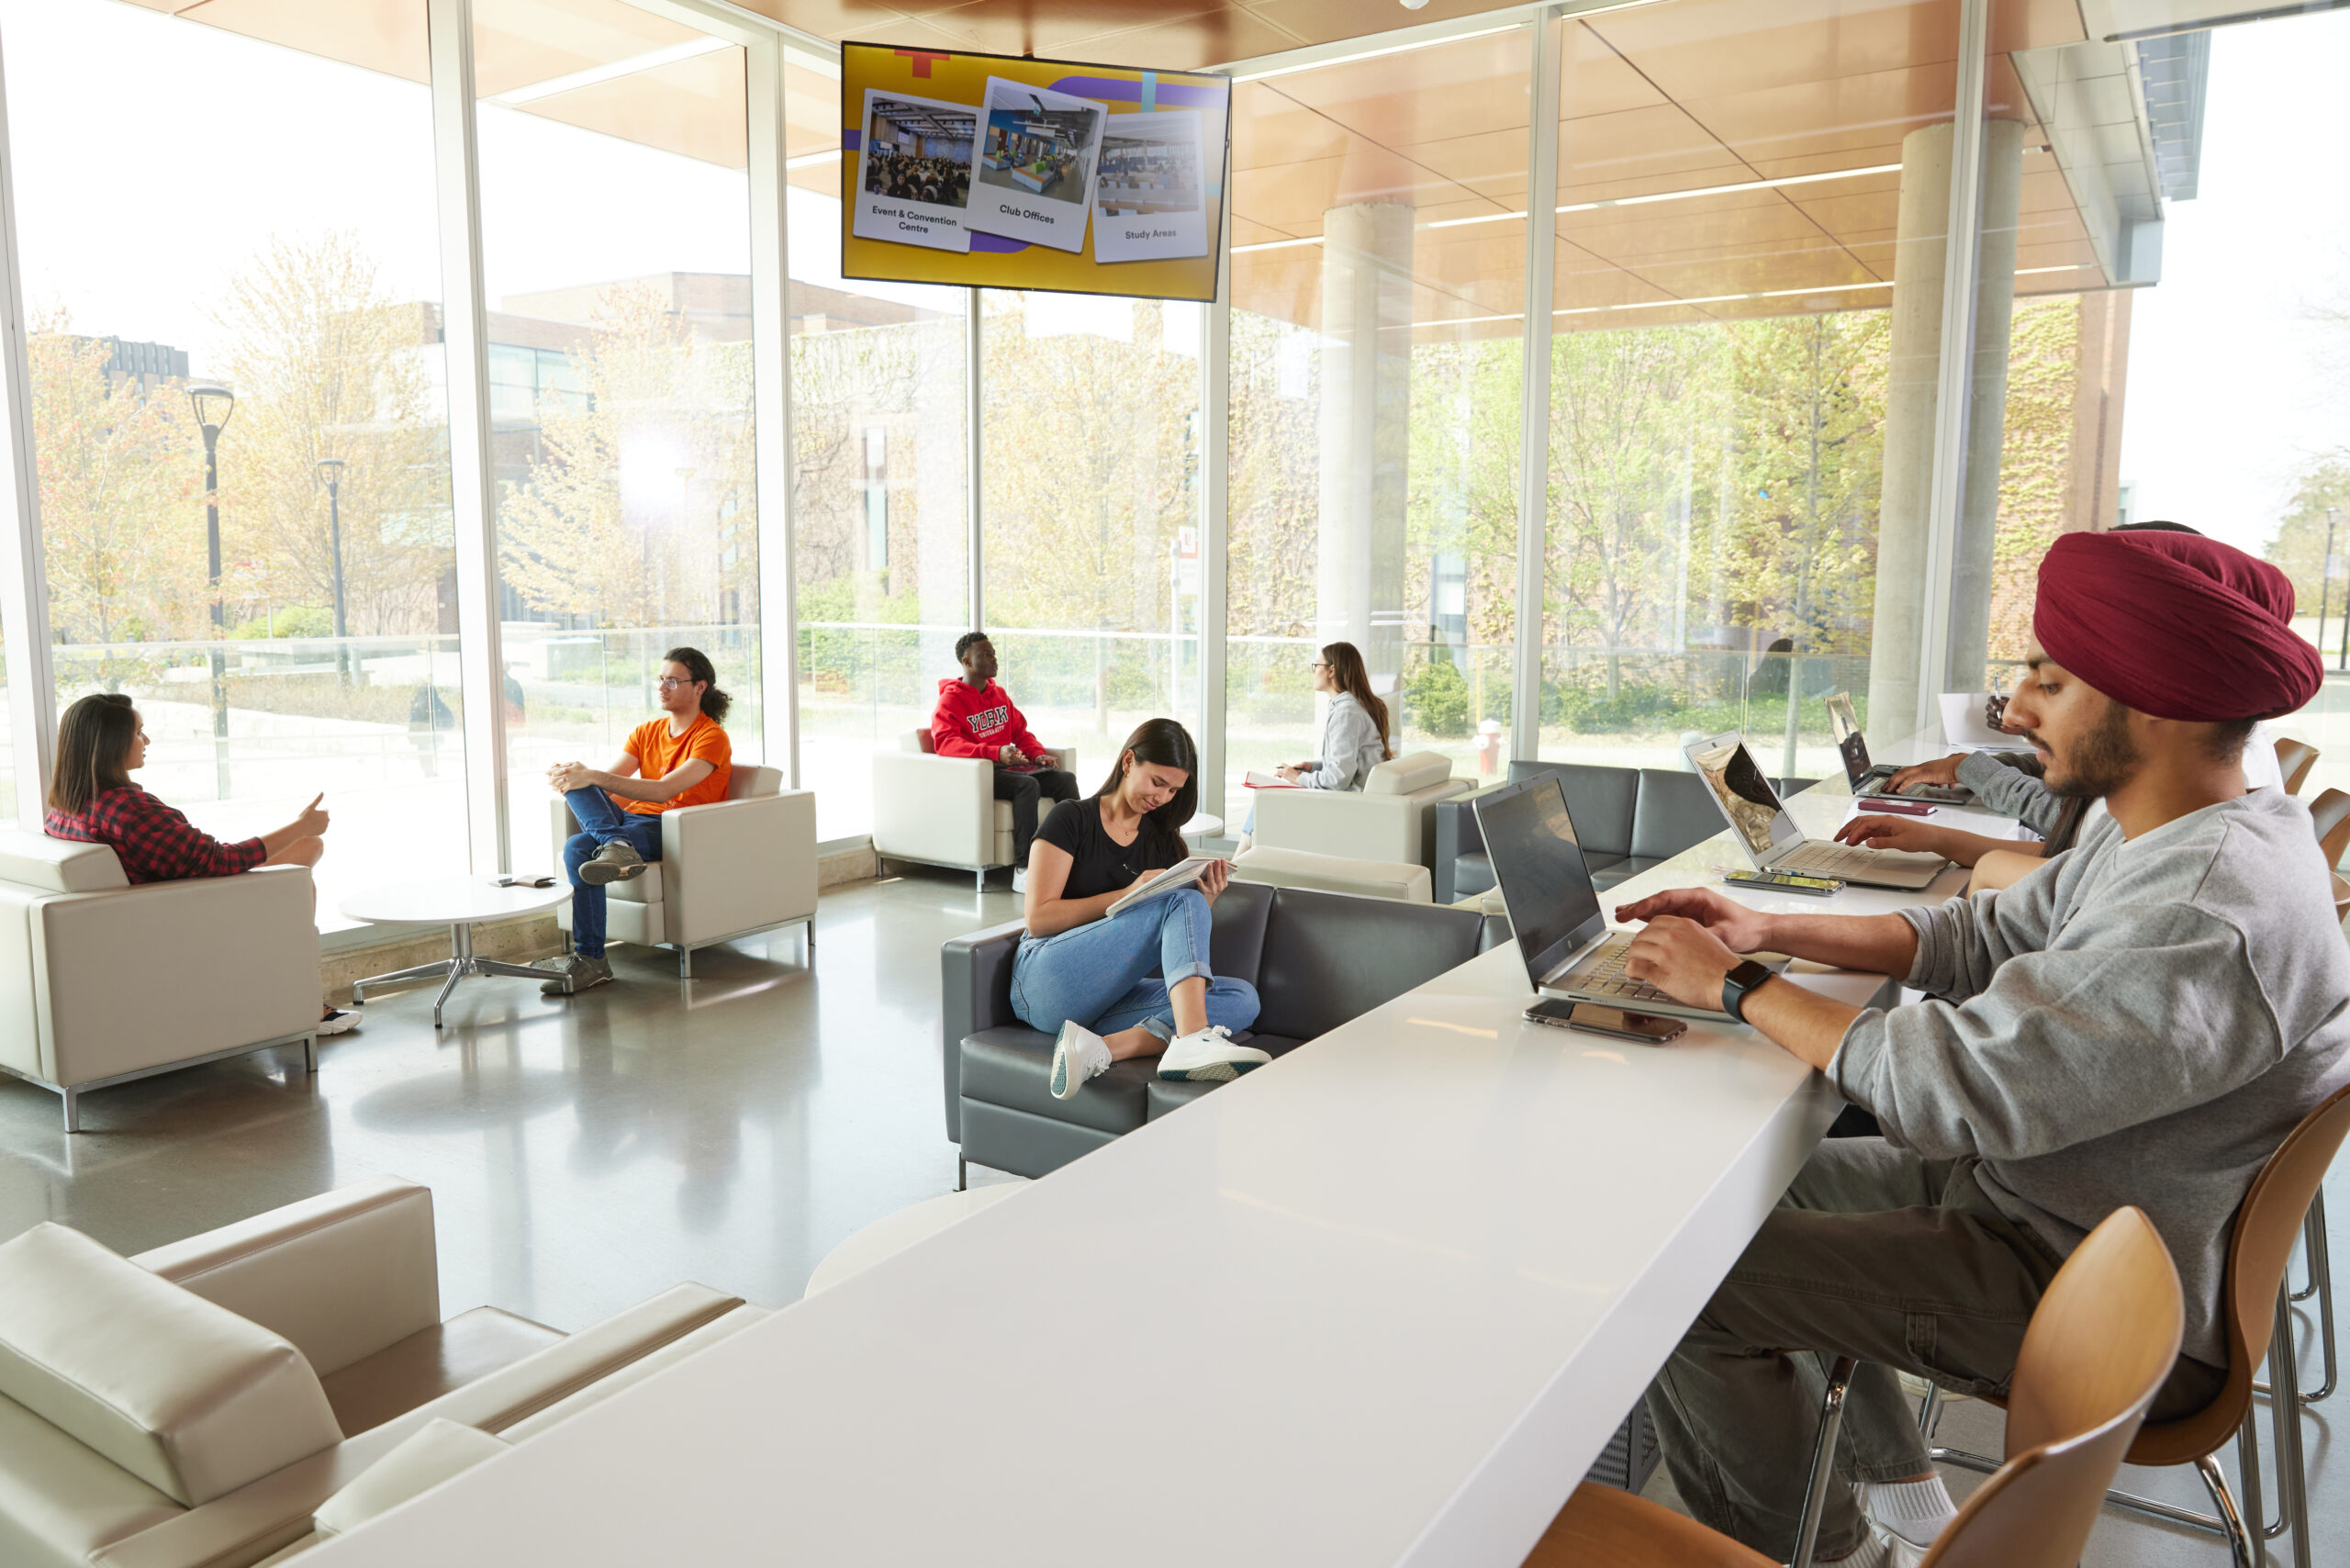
{"left": 656, "top": 678, "right": 697, "bottom": 689}
{"left": 1310, "top": 662, "right": 1331, "bottom": 671}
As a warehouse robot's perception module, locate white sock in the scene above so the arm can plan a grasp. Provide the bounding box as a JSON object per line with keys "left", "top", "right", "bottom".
{"left": 1858, "top": 1475, "right": 1956, "bottom": 1547}
{"left": 1817, "top": 1528, "right": 1891, "bottom": 1567}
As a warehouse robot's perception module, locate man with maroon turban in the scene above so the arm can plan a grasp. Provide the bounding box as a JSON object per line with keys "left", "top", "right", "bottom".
{"left": 1606, "top": 529, "right": 2349, "bottom": 1566}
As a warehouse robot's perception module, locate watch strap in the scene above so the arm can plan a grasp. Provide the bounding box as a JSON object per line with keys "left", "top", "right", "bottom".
{"left": 1720, "top": 959, "right": 1775, "bottom": 1024}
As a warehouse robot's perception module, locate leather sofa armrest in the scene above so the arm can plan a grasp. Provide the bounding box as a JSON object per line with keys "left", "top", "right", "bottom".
{"left": 132, "top": 1178, "right": 440, "bottom": 1380}
{"left": 941, "top": 917, "right": 1028, "bottom": 1142}
{"left": 418, "top": 1283, "right": 744, "bottom": 1436}
{"left": 1431, "top": 795, "right": 1482, "bottom": 905}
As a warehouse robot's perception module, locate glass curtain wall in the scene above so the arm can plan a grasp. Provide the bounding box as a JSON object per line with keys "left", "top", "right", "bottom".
{"left": 782, "top": 50, "right": 969, "bottom": 842}
{"left": 1225, "top": 28, "right": 1533, "bottom": 827}
{"left": 1536, "top": 0, "right": 1959, "bottom": 781}
{"left": 0, "top": 0, "right": 457, "bottom": 926}
{"left": 981, "top": 290, "right": 1202, "bottom": 795}
{"left": 473, "top": 0, "right": 761, "bottom": 857}
{"left": 2051, "top": 4, "right": 2350, "bottom": 809}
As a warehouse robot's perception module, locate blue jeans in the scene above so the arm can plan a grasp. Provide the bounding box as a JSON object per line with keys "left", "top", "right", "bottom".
{"left": 563, "top": 787, "right": 663, "bottom": 958}
{"left": 1011, "top": 887, "right": 1259, "bottom": 1042}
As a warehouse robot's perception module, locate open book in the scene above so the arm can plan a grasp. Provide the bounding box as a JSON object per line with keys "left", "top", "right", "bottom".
{"left": 1243, "top": 770, "right": 1300, "bottom": 790}
{"left": 1106, "top": 856, "right": 1222, "bottom": 919}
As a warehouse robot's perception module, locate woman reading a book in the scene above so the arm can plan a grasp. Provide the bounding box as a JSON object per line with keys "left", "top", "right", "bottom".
{"left": 1237, "top": 641, "right": 1393, "bottom": 847}
{"left": 1013, "top": 717, "right": 1266, "bottom": 1100}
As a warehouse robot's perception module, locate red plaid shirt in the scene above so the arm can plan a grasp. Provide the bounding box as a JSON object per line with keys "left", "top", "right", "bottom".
{"left": 44, "top": 786, "right": 266, "bottom": 885}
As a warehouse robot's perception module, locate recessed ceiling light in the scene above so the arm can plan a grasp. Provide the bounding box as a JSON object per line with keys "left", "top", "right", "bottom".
{"left": 1401, "top": 0, "right": 1430, "bottom": 8}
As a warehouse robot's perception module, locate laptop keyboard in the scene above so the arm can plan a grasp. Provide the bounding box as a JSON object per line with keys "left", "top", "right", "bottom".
{"left": 1562, "top": 931, "right": 1677, "bottom": 1005}
{"left": 1779, "top": 841, "right": 1894, "bottom": 879}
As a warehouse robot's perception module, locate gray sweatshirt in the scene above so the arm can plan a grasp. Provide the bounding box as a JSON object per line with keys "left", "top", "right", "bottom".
{"left": 1830, "top": 787, "right": 2350, "bottom": 1362}
{"left": 1300, "top": 691, "right": 1388, "bottom": 791}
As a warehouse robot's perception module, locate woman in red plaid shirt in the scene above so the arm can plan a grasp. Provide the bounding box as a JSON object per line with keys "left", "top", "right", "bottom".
{"left": 44, "top": 693, "right": 357, "bottom": 1033}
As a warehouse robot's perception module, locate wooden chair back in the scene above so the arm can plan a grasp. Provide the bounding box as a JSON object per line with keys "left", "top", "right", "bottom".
{"left": 2275, "top": 737, "right": 2319, "bottom": 797}
{"left": 2126, "top": 1080, "right": 2350, "bottom": 1469}
{"left": 1919, "top": 1207, "right": 2181, "bottom": 1567}
{"left": 2309, "top": 787, "right": 2350, "bottom": 871}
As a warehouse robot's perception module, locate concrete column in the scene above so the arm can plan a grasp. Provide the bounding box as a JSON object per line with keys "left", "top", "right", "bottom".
{"left": 1866, "top": 118, "right": 2024, "bottom": 729}
{"left": 1315, "top": 202, "right": 1413, "bottom": 683}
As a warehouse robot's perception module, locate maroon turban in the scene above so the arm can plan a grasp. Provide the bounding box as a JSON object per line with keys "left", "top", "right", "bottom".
{"left": 2034, "top": 530, "right": 2322, "bottom": 721}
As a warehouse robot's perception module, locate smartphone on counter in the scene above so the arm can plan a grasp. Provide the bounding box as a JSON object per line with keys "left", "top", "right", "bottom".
{"left": 1860, "top": 799, "right": 1937, "bottom": 817}
{"left": 1720, "top": 869, "right": 1842, "bottom": 897}
{"left": 1524, "top": 998, "right": 1689, "bottom": 1045}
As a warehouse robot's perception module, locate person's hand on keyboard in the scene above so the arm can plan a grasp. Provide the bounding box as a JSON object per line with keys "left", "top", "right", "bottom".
{"left": 1614, "top": 886, "right": 1773, "bottom": 956}
{"left": 1617, "top": 913, "right": 1742, "bottom": 1012}
{"left": 1833, "top": 814, "right": 1953, "bottom": 859}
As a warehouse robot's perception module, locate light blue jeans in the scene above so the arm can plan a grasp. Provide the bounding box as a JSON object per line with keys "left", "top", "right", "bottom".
{"left": 1011, "top": 887, "right": 1260, "bottom": 1042}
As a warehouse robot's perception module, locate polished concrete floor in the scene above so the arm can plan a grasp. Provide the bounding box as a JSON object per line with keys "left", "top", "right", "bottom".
{"left": 0, "top": 868, "right": 1030, "bottom": 1327}
{"left": 4, "top": 867, "right": 2343, "bottom": 1562}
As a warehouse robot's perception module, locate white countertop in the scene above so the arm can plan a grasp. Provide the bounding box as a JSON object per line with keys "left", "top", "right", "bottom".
{"left": 306, "top": 777, "right": 2012, "bottom": 1568}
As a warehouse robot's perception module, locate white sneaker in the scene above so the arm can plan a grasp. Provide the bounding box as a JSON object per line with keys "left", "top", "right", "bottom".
{"left": 1157, "top": 1025, "right": 1271, "bottom": 1082}
{"left": 1013, "top": 866, "right": 1028, "bottom": 894}
{"left": 1049, "top": 1021, "right": 1113, "bottom": 1099}
{"left": 316, "top": 1008, "right": 361, "bottom": 1036}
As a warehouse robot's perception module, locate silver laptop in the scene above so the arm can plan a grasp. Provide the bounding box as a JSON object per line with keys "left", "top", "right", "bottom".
{"left": 1824, "top": 692, "right": 1969, "bottom": 805}
{"left": 1684, "top": 731, "right": 1948, "bottom": 891}
{"left": 1474, "top": 774, "right": 1778, "bottom": 1023}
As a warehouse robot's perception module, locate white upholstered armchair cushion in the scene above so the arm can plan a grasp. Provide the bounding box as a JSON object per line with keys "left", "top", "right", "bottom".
{"left": 1251, "top": 752, "right": 1471, "bottom": 868}
{"left": 0, "top": 845, "right": 318, "bottom": 1091}
{"left": 550, "top": 767, "right": 814, "bottom": 954}
{"left": 871, "top": 731, "right": 1077, "bottom": 871}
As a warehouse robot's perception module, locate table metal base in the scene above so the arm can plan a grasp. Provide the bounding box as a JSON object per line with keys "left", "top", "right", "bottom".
{"left": 352, "top": 921, "right": 556, "bottom": 1028}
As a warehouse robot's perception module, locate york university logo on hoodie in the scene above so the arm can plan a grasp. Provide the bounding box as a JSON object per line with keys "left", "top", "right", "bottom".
{"left": 966, "top": 705, "right": 1010, "bottom": 735}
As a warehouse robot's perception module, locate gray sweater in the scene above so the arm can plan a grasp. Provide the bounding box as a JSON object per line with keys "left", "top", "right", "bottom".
{"left": 1299, "top": 692, "right": 1388, "bottom": 791}
{"left": 1830, "top": 788, "right": 2350, "bottom": 1362}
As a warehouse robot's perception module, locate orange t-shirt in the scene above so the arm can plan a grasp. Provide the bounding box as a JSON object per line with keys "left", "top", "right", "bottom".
{"left": 618, "top": 713, "right": 733, "bottom": 814}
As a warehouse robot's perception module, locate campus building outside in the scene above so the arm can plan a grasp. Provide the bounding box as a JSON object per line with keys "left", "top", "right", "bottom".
{"left": 0, "top": 0, "right": 2344, "bottom": 925}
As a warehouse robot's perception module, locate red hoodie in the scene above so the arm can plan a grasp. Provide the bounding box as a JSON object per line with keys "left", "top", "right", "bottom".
{"left": 931, "top": 678, "right": 1048, "bottom": 761}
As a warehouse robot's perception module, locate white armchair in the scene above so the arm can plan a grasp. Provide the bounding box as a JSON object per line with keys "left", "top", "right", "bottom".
{"left": 871, "top": 731, "right": 1078, "bottom": 890}
{"left": 1250, "top": 751, "right": 1472, "bottom": 869}
{"left": 551, "top": 765, "right": 817, "bottom": 978}
{"left": 0, "top": 832, "right": 320, "bottom": 1133}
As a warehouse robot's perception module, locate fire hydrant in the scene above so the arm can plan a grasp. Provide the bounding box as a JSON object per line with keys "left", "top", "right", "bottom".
{"left": 1475, "top": 718, "right": 1503, "bottom": 776}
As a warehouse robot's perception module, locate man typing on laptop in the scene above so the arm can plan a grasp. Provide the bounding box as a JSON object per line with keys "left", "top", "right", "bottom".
{"left": 1604, "top": 530, "right": 2349, "bottom": 1565}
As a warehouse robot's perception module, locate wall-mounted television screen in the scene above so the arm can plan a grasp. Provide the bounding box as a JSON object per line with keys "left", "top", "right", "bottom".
{"left": 841, "top": 41, "right": 1231, "bottom": 303}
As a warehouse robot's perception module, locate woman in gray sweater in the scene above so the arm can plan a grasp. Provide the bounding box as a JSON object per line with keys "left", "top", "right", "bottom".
{"left": 1239, "top": 642, "right": 1393, "bottom": 845}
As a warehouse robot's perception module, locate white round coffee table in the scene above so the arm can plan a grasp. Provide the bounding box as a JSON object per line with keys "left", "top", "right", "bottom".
{"left": 1179, "top": 812, "right": 1225, "bottom": 843}
{"left": 340, "top": 877, "right": 573, "bottom": 1029}
{"left": 803, "top": 1184, "right": 1021, "bottom": 1296}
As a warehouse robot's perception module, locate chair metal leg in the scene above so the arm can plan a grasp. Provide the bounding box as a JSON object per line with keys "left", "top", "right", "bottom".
{"left": 957, "top": 1156, "right": 968, "bottom": 1193}
{"left": 61, "top": 1088, "right": 78, "bottom": 1135}
{"left": 2195, "top": 1452, "right": 2258, "bottom": 1568}
{"left": 1788, "top": 1357, "right": 1857, "bottom": 1568}
{"left": 975, "top": 868, "right": 986, "bottom": 893}
{"left": 430, "top": 962, "right": 464, "bottom": 1029}
{"left": 680, "top": 945, "right": 693, "bottom": 980}
{"left": 2271, "top": 1286, "right": 2312, "bottom": 1568}
{"left": 2304, "top": 1193, "right": 2336, "bottom": 1402}
{"left": 303, "top": 1033, "right": 319, "bottom": 1073}
{"left": 1916, "top": 1383, "right": 1943, "bottom": 1439}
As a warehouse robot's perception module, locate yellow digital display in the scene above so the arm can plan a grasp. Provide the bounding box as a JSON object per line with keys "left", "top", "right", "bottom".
{"left": 840, "top": 41, "right": 1230, "bottom": 302}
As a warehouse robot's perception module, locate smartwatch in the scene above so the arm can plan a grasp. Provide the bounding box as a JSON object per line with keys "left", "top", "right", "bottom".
{"left": 1720, "top": 959, "right": 1777, "bottom": 1024}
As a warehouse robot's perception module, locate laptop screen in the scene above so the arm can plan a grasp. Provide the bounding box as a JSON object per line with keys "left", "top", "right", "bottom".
{"left": 1687, "top": 735, "right": 1797, "bottom": 858}
{"left": 1823, "top": 692, "right": 1872, "bottom": 789}
{"left": 1472, "top": 774, "right": 1607, "bottom": 983}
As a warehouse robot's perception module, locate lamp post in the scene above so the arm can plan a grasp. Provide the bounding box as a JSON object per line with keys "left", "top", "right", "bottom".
{"left": 2329, "top": 507, "right": 2345, "bottom": 673}
{"left": 317, "top": 458, "right": 350, "bottom": 686}
{"left": 188, "top": 382, "right": 236, "bottom": 798}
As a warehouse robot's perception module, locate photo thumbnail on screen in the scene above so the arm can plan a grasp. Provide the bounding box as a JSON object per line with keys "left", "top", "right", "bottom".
{"left": 972, "top": 77, "right": 1107, "bottom": 254}
{"left": 853, "top": 90, "right": 979, "bottom": 253}
{"left": 1092, "top": 107, "right": 1208, "bottom": 264}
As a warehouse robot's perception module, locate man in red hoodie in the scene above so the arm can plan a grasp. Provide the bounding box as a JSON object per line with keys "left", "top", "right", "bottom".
{"left": 933, "top": 632, "right": 1078, "bottom": 891}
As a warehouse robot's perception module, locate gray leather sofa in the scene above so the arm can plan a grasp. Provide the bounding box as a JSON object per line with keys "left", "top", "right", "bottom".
{"left": 1434, "top": 761, "right": 1817, "bottom": 905}
{"left": 942, "top": 882, "right": 1494, "bottom": 1182}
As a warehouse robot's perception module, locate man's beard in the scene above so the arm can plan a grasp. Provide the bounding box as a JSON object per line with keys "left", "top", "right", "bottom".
{"left": 2036, "top": 700, "right": 2139, "bottom": 799}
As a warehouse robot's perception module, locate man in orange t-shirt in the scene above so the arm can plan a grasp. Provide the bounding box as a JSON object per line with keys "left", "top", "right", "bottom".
{"left": 533, "top": 646, "right": 735, "bottom": 995}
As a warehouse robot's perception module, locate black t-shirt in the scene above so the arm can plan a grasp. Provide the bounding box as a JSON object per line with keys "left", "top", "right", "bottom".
{"left": 1034, "top": 797, "right": 1182, "bottom": 902}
